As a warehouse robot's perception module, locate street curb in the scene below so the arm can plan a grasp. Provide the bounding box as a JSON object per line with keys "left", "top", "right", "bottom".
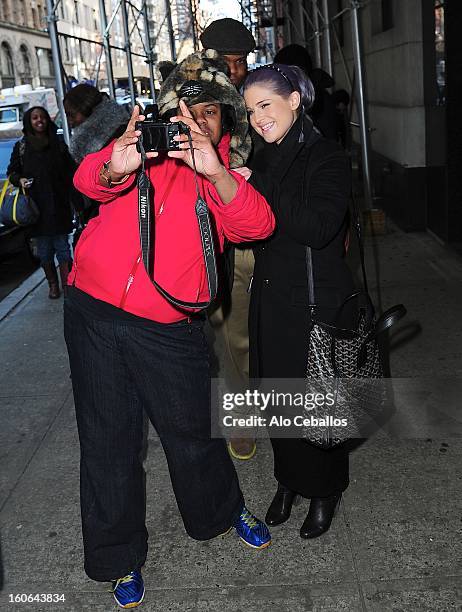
{"left": 0, "top": 268, "right": 45, "bottom": 322}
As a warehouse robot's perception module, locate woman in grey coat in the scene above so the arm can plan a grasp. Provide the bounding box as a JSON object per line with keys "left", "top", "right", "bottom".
{"left": 63, "top": 84, "right": 130, "bottom": 229}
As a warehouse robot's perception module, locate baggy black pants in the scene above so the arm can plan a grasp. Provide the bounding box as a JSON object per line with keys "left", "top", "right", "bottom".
{"left": 64, "top": 297, "right": 244, "bottom": 582}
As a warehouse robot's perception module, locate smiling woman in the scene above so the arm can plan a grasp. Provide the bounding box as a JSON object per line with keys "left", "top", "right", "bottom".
{"left": 244, "top": 63, "right": 315, "bottom": 144}
{"left": 6, "top": 106, "right": 75, "bottom": 299}
{"left": 243, "top": 62, "right": 354, "bottom": 541}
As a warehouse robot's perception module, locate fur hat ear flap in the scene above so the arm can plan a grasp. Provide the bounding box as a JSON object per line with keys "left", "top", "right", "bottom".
{"left": 158, "top": 50, "right": 251, "bottom": 168}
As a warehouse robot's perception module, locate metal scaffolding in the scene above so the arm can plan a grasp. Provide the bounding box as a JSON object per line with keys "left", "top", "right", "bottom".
{"left": 246, "top": 0, "right": 373, "bottom": 209}
{"left": 45, "top": 0, "right": 200, "bottom": 144}
{"left": 45, "top": 0, "right": 372, "bottom": 206}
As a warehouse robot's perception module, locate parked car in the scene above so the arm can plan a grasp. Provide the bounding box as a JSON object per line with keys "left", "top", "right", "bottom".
{"left": 0, "top": 137, "right": 37, "bottom": 260}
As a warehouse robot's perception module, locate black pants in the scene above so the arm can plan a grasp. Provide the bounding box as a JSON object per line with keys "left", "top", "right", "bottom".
{"left": 64, "top": 297, "right": 243, "bottom": 582}
{"left": 270, "top": 438, "right": 349, "bottom": 498}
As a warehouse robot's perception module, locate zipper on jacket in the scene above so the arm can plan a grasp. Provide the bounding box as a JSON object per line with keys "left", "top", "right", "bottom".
{"left": 119, "top": 253, "right": 142, "bottom": 309}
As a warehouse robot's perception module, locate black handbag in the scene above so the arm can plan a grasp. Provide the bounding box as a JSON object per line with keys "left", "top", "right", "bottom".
{"left": 303, "top": 202, "right": 406, "bottom": 449}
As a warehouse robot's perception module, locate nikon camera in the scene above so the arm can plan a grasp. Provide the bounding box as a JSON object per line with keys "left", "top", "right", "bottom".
{"left": 136, "top": 104, "right": 190, "bottom": 153}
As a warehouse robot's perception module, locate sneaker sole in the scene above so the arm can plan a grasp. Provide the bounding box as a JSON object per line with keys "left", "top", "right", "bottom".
{"left": 114, "top": 587, "right": 145, "bottom": 609}
{"left": 238, "top": 537, "right": 272, "bottom": 550}
{"left": 227, "top": 442, "right": 257, "bottom": 461}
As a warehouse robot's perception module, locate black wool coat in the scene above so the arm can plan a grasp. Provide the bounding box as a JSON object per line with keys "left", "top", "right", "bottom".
{"left": 7, "top": 136, "right": 75, "bottom": 237}
{"left": 248, "top": 115, "right": 355, "bottom": 380}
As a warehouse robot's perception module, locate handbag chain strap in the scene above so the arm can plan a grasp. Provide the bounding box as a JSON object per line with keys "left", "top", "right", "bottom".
{"left": 304, "top": 133, "right": 369, "bottom": 318}
{"left": 137, "top": 132, "right": 218, "bottom": 311}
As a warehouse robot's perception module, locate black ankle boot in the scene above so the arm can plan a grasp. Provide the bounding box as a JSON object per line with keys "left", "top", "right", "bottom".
{"left": 265, "top": 483, "right": 298, "bottom": 526}
{"left": 300, "top": 494, "right": 341, "bottom": 539}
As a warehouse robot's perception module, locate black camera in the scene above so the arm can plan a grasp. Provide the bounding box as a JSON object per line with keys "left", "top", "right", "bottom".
{"left": 136, "top": 104, "right": 189, "bottom": 153}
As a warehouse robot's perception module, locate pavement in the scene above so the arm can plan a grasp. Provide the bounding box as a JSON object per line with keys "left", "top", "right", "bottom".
{"left": 1, "top": 222, "right": 462, "bottom": 612}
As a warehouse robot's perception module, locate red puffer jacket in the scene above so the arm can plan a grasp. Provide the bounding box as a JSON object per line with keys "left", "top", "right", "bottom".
{"left": 70, "top": 134, "right": 275, "bottom": 322}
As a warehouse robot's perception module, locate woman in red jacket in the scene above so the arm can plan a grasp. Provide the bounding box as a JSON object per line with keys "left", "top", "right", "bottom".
{"left": 64, "top": 51, "right": 275, "bottom": 609}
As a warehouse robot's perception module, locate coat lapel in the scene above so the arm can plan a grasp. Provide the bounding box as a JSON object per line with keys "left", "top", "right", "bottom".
{"left": 272, "top": 115, "right": 315, "bottom": 184}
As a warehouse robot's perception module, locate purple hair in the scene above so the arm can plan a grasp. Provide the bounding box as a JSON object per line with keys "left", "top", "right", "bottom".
{"left": 243, "top": 63, "right": 315, "bottom": 111}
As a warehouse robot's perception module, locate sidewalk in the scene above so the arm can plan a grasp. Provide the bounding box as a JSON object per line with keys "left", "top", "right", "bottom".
{"left": 1, "top": 224, "right": 461, "bottom": 611}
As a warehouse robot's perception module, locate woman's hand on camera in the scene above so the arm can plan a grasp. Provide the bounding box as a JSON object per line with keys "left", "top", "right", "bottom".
{"left": 110, "top": 105, "right": 157, "bottom": 178}
{"left": 169, "top": 101, "right": 238, "bottom": 204}
{"left": 168, "top": 100, "right": 224, "bottom": 180}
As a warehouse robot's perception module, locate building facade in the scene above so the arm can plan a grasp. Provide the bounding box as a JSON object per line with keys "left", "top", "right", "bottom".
{"left": 249, "top": 0, "right": 459, "bottom": 245}
{"left": 0, "top": 0, "right": 150, "bottom": 94}
{"left": 0, "top": 0, "right": 52, "bottom": 89}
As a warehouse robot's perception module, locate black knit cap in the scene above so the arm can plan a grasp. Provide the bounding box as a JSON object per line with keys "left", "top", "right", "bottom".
{"left": 274, "top": 44, "right": 313, "bottom": 76}
{"left": 200, "top": 18, "right": 256, "bottom": 55}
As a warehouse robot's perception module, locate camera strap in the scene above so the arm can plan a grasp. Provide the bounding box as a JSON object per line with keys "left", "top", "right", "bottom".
{"left": 137, "top": 133, "right": 218, "bottom": 311}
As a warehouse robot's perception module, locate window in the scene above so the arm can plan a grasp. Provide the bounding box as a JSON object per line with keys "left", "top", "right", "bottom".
{"left": 381, "top": 0, "right": 393, "bottom": 31}
{"left": 61, "top": 37, "right": 71, "bottom": 62}
{"left": 0, "top": 108, "right": 19, "bottom": 123}
{"left": 371, "top": 0, "right": 394, "bottom": 35}
{"left": 1, "top": 42, "right": 15, "bottom": 87}
{"left": 19, "top": 44, "right": 32, "bottom": 84}
{"left": 74, "top": 0, "right": 79, "bottom": 24}
{"left": 36, "top": 47, "right": 54, "bottom": 78}
{"left": 1, "top": 0, "right": 11, "bottom": 22}
{"left": 59, "top": 0, "right": 66, "bottom": 20}
{"left": 36, "top": 4, "right": 46, "bottom": 29}
{"left": 17, "top": 0, "right": 26, "bottom": 26}
{"left": 93, "top": 8, "right": 98, "bottom": 30}
{"left": 31, "top": 7, "right": 39, "bottom": 29}
{"left": 84, "top": 5, "right": 91, "bottom": 29}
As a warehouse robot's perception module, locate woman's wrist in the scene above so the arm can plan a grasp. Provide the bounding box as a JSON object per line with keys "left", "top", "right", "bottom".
{"left": 205, "top": 164, "right": 228, "bottom": 185}
{"left": 99, "top": 160, "right": 129, "bottom": 187}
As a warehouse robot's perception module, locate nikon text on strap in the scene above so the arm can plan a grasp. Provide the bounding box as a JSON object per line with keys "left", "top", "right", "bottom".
{"left": 137, "top": 131, "right": 218, "bottom": 311}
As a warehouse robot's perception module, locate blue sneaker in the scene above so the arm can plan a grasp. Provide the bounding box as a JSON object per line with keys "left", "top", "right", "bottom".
{"left": 112, "top": 571, "right": 145, "bottom": 609}
{"left": 233, "top": 506, "right": 271, "bottom": 549}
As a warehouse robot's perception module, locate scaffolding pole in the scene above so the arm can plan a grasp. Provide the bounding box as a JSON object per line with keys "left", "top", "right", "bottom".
{"left": 120, "top": 0, "right": 136, "bottom": 106}
{"left": 141, "top": 1, "right": 156, "bottom": 100}
{"left": 321, "top": 0, "right": 333, "bottom": 76}
{"left": 312, "top": 0, "right": 322, "bottom": 67}
{"left": 45, "top": 0, "right": 70, "bottom": 144}
{"left": 99, "top": 0, "right": 115, "bottom": 97}
{"left": 271, "top": 0, "right": 279, "bottom": 54}
{"left": 189, "top": 0, "right": 198, "bottom": 51}
{"left": 350, "top": 0, "right": 373, "bottom": 210}
{"left": 165, "top": 0, "right": 177, "bottom": 62}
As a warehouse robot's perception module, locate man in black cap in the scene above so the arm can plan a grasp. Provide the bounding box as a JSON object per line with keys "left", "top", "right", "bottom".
{"left": 200, "top": 17, "right": 256, "bottom": 89}
{"left": 201, "top": 19, "right": 258, "bottom": 461}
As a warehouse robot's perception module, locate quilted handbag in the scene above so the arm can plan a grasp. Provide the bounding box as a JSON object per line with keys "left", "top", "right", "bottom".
{"left": 303, "top": 226, "right": 406, "bottom": 449}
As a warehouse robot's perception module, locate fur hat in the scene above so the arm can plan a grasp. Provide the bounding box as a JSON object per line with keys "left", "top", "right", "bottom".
{"left": 157, "top": 60, "right": 176, "bottom": 82}
{"left": 200, "top": 18, "right": 256, "bottom": 55}
{"left": 157, "top": 49, "right": 251, "bottom": 168}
